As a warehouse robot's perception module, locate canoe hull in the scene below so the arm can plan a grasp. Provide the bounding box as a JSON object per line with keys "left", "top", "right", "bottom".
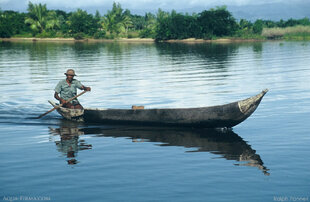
{"left": 50, "top": 89, "right": 268, "bottom": 128}
{"left": 84, "top": 102, "right": 243, "bottom": 127}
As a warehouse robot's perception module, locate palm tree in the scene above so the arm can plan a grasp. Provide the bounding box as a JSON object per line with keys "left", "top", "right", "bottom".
{"left": 101, "top": 2, "right": 132, "bottom": 36}
{"left": 46, "top": 11, "right": 60, "bottom": 31}
{"left": 25, "top": 2, "right": 60, "bottom": 33}
{"left": 121, "top": 11, "right": 133, "bottom": 35}
{"left": 25, "top": 2, "right": 48, "bottom": 33}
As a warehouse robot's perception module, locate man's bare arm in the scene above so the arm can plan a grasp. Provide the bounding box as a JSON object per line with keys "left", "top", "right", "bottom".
{"left": 54, "top": 92, "right": 66, "bottom": 104}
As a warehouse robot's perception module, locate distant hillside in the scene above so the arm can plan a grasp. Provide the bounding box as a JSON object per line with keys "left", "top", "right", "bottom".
{"left": 125, "top": 2, "right": 310, "bottom": 21}
{"left": 175, "top": 2, "right": 310, "bottom": 21}
{"left": 1, "top": 1, "right": 309, "bottom": 21}
{"left": 227, "top": 2, "right": 310, "bottom": 21}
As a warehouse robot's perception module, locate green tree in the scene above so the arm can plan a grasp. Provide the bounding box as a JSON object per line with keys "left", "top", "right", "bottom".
{"left": 299, "top": 17, "right": 310, "bottom": 26}
{"left": 25, "top": 2, "right": 48, "bottom": 33}
{"left": 101, "top": 2, "right": 132, "bottom": 37}
{"left": 45, "top": 11, "right": 60, "bottom": 31}
{"left": 197, "top": 6, "right": 237, "bottom": 39}
{"left": 0, "top": 10, "right": 30, "bottom": 37}
{"left": 0, "top": 10, "right": 13, "bottom": 37}
{"left": 139, "top": 12, "right": 157, "bottom": 38}
{"left": 170, "top": 11, "right": 198, "bottom": 39}
{"left": 67, "top": 9, "right": 99, "bottom": 36}
{"left": 239, "top": 19, "right": 252, "bottom": 30}
{"left": 53, "top": 10, "right": 69, "bottom": 34}
{"left": 253, "top": 19, "right": 263, "bottom": 34}
{"left": 155, "top": 9, "right": 200, "bottom": 40}
{"left": 235, "top": 18, "right": 253, "bottom": 37}
{"left": 131, "top": 14, "right": 146, "bottom": 30}
{"left": 154, "top": 9, "right": 171, "bottom": 40}
{"left": 262, "top": 20, "right": 277, "bottom": 28}
{"left": 24, "top": 2, "right": 61, "bottom": 35}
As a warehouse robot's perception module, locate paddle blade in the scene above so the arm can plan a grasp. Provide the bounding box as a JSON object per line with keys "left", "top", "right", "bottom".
{"left": 35, "top": 107, "right": 58, "bottom": 119}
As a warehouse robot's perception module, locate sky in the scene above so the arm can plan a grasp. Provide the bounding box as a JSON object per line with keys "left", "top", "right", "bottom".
{"left": 1, "top": 0, "right": 309, "bottom": 20}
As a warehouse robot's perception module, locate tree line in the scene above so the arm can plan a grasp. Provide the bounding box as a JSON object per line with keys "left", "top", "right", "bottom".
{"left": 1, "top": 2, "right": 310, "bottom": 41}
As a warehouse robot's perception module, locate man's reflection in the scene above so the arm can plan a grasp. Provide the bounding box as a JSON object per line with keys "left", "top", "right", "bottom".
{"left": 49, "top": 126, "right": 92, "bottom": 165}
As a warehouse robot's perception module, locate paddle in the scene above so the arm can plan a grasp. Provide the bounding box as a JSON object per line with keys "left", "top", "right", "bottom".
{"left": 36, "top": 90, "right": 87, "bottom": 119}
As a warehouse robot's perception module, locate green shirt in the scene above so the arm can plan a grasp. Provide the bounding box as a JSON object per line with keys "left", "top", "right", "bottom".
{"left": 55, "top": 79, "right": 83, "bottom": 103}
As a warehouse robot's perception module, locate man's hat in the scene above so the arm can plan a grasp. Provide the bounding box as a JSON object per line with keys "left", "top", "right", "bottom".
{"left": 65, "top": 69, "right": 77, "bottom": 76}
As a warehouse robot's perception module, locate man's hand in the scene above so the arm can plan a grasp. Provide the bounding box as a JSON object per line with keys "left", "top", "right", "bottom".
{"left": 60, "top": 98, "right": 67, "bottom": 104}
{"left": 84, "top": 86, "right": 91, "bottom": 91}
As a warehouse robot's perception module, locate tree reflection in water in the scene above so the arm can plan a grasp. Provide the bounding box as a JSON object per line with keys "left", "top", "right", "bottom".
{"left": 49, "top": 122, "right": 269, "bottom": 175}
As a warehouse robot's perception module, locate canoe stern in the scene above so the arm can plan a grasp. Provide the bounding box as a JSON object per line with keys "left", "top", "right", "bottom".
{"left": 48, "top": 100, "right": 84, "bottom": 121}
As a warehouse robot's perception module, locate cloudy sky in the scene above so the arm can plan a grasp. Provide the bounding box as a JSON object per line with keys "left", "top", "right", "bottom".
{"left": 1, "top": 0, "right": 309, "bottom": 20}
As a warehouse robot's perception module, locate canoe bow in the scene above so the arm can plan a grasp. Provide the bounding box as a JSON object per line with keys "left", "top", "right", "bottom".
{"left": 238, "top": 89, "right": 268, "bottom": 117}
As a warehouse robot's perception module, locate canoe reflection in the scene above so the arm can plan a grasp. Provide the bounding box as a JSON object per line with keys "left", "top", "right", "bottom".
{"left": 49, "top": 124, "right": 269, "bottom": 175}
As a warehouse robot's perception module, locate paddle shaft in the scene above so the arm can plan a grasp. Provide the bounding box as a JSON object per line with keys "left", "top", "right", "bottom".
{"left": 37, "top": 90, "right": 87, "bottom": 119}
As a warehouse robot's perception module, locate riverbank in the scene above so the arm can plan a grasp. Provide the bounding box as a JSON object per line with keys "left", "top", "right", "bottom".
{"left": 1, "top": 37, "right": 267, "bottom": 43}
{"left": 0, "top": 37, "right": 155, "bottom": 43}
{"left": 165, "top": 38, "right": 266, "bottom": 43}
{"left": 2, "top": 36, "right": 309, "bottom": 43}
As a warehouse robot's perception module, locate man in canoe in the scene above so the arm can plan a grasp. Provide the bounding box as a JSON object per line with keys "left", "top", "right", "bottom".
{"left": 54, "top": 69, "right": 91, "bottom": 109}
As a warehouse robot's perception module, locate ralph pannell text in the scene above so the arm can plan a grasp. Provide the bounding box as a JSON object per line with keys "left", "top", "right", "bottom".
{"left": 274, "top": 196, "right": 309, "bottom": 202}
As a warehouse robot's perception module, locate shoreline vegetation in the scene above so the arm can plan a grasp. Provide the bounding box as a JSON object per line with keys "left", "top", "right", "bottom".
{"left": 0, "top": 37, "right": 266, "bottom": 43}
{"left": 1, "top": 2, "right": 310, "bottom": 42}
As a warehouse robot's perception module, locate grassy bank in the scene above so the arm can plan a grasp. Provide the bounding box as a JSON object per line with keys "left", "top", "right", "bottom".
{"left": 262, "top": 25, "right": 310, "bottom": 40}
{"left": 2, "top": 27, "right": 310, "bottom": 43}
{"left": 6, "top": 29, "right": 310, "bottom": 42}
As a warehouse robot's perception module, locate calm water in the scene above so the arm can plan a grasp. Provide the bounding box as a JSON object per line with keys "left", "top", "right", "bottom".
{"left": 0, "top": 41, "right": 309, "bottom": 201}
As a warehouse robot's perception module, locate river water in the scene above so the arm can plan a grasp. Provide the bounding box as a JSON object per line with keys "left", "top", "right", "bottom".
{"left": 0, "top": 41, "right": 309, "bottom": 201}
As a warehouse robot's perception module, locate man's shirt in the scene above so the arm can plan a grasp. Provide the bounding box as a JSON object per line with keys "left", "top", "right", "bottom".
{"left": 55, "top": 79, "right": 83, "bottom": 103}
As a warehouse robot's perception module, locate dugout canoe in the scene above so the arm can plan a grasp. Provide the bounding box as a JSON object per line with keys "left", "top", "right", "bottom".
{"left": 48, "top": 89, "right": 268, "bottom": 128}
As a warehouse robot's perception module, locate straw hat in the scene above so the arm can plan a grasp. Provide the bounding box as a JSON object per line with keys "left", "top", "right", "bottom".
{"left": 65, "top": 69, "right": 77, "bottom": 76}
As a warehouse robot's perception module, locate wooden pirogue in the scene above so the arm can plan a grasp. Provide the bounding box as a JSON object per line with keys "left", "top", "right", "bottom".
{"left": 49, "top": 89, "right": 268, "bottom": 128}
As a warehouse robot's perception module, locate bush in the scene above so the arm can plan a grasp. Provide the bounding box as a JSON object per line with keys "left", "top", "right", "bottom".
{"left": 35, "top": 31, "right": 56, "bottom": 38}
{"left": 54, "top": 32, "right": 65, "bottom": 38}
{"left": 0, "top": 17, "right": 13, "bottom": 37}
{"left": 253, "top": 20, "right": 263, "bottom": 34}
{"left": 0, "top": 26, "right": 13, "bottom": 38}
{"left": 13, "top": 32, "right": 33, "bottom": 37}
{"left": 73, "top": 32, "right": 84, "bottom": 40}
{"left": 262, "top": 25, "right": 310, "bottom": 39}
{"left": 93, "top": 30, "right": 106, "bottom": 39}
{"left": 202, "top": 33, "right": 215, "bottom": 40}
{"left": 104, "top": 32, "right": 116, "bottom": 39}
{"left": 127, "top": 31, "right": 139, "bottom": 38}
{"left": 139, "top": 28, "right": 156, "bottom": 38}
